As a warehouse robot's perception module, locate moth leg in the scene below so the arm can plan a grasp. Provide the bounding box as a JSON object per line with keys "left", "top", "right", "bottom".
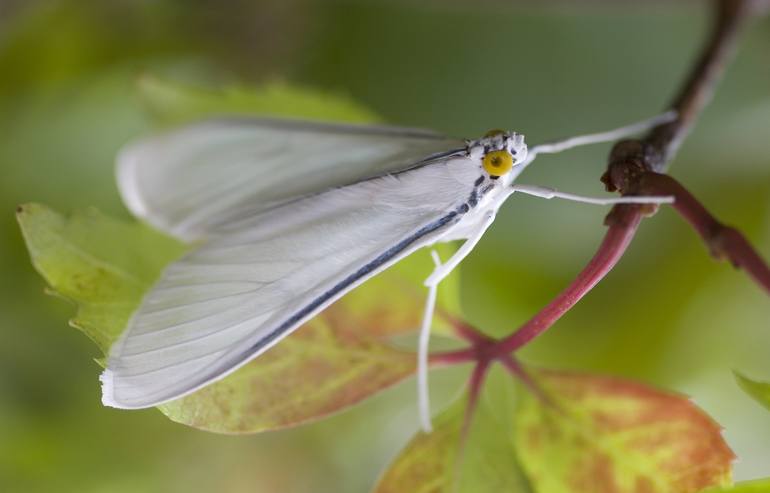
{"left": 524, "top": 110, "right": 677, "bottom": 162}
{"left": 424, "top": 211, "right": 496, "bottom": 288}
{"left": 417, "top": 211, "right": 496, "bottom": 432}
{"left": 417, "top": 250, "right": 442, "bottom": 433}
{"left": 511, "top": 184, "right": 674, "bottom": 206}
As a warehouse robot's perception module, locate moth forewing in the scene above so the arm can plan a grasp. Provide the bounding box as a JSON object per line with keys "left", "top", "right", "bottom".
{"left": 116, "top": 118, "right": 466, "bottom": 242}
{"left": 101, "top": 152, "right": 481, "bottom": 409}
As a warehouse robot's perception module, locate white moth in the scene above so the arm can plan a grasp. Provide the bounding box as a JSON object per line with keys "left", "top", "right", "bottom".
{"left": 101, "top": 112, "right": 675, "bottom": 430}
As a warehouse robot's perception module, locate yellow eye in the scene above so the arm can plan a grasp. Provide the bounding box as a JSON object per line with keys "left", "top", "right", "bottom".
{"left": 482, "top": 150, "right": 514, "bottom": 177}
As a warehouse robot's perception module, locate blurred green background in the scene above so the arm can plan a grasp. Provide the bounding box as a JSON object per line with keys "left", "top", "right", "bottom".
{"left": 1, "top": 1, "right": 769, "bottom": 492}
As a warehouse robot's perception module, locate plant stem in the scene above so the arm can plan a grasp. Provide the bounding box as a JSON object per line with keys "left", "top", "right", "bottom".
{"left": 639, "top": 172, "right": 770, "bottom": 294}
{"left": 493, "top": 206, "right": 642, "bottom": 355}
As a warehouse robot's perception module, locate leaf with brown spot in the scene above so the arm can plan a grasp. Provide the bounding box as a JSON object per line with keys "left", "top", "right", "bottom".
{"left": 513, "top": 369, "right": 735, "bottom": 493}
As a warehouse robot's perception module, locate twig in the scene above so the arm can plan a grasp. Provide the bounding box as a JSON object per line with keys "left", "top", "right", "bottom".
{"left": 429, "top": 348, "right": 476, "bottom": 366}
{"left": 603, "top": 0, "right": 769, "bottom": 289}
{"left": 434, "top": 0, "right": 768, "bottom": 396}
{"left": 440, "top": 310, "right": 496, "bottom": 345}
{"left": 643, "top": 0, "right": 759, "bottom": 169}
{"left": 460, "top": 359, "right": 491, "bottom": 441}
{"left": 495, "top": 0, "right": 766, "bottom": 356}
{"left": 603, "top": 0, "right": 754, "bottom": 185}
{"left": 493, "top": 207, "right": 642, "bottom": 354}
{"left": 428, "top": 1, "right": 768, "bottom": 430}
{"left": 638, "top": 173, "right": 770, "bottom": 293}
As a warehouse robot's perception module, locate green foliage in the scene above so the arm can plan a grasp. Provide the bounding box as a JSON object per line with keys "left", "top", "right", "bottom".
{"left": 734, "top": 372, "right": 770, "bottom": 413}
{"left": 375, "top": 395, "right": 471, "bottom": 493}
{"left": 377, "top": 368, "right": 735, "bottom": 492}
{"left": 375, "top": 373, "right": 530, "bottom": 493}
{"left": 16, "top": 79, "right": 464, "bottom": 433}
{"left": 137, "top": 75, "right": 380, "bottom": 127}
{"left": 13, "top": 64, "right": 746, "bottom": 493}
{"left": 5, "top": 3, "right": 770, "bottom": 491}
{"left": 16, "top": 204, "right": 185, "bottom": 352}
{"left": 703, "top": 479, "right": 770, "bottom": 493}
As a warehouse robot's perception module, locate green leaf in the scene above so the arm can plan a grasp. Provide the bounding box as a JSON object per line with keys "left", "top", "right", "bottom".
{"left": 18, "top": 202, "right": 460, "bottom": 432}
{"left": 136, "top": 75, "right": 379, "bottom": 127}
{"left": 702, "top": 478, "right": 770, "bottom": 493}
{"left": 377, "top": 365, "right": 738, "bottom": 493}
{"left": 734, "top": 371, "right": 770, "bottom": 413}
{"left": 374, "top": 369, "right": 531, "bottom": 493}
{"left": 375, "top": 396, "right": 467, "bottom": 493}
{"left": 16, "top": 203, "right": 185, "bottom": 352}
{"left": 513, "top": 369, "right": 735, "bottom": 493}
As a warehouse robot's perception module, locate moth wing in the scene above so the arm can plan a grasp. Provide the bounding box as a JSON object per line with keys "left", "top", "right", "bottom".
{"left": 118, "top": 117, "right": 466, "bottom": 241}
{"left": 101, "top": 157, "right": 479, "bottom": 409}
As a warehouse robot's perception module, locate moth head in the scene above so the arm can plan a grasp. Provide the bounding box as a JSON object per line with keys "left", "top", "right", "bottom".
{"left": 473, "top": 130, "right": 528, "bottom": 180}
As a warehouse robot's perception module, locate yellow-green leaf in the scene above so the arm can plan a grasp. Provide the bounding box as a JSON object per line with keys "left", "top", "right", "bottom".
{"left": 136, "top": 75, "right": 378, "bottom": 127}
{"left": 374, "top": 369, "right": 530, "bottom": 493}
{"left": 514, "top": 369, "right": 735, "bottom": 493}
{"left": 703, "top": 478, "right": 770, "bottom": 493}
{"left": 734, "top": 371, "right": 770, "bottom": 413}
{"left": 16, "top": 203, "right": 185, "bottom": 352}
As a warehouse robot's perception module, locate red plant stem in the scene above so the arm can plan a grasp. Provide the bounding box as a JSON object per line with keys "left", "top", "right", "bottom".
{"left": 428, "top": 348, "right": 476, "bottom": 366}
{"left": 498, "top": 355, "right": 555, "bottom": 407}
{"left": 493, "top": 207, "right": 642, "bottom": 356}
{"left": 640, "top": 172, "right": 770, "bottom": 294}
{"left": 430, "top": 0, "right": 766, "bottom": 372}
{"left": 425, "top": 0, "right": 767, "bottom": 409}
{"left": 460, "top": 360, "right": 491, "bottom": 441}
{"left": 492, "top": 0, "right": 758, "bottom": 358}
{"left": 441, "top": 311, "right": 496, "bottom": 345}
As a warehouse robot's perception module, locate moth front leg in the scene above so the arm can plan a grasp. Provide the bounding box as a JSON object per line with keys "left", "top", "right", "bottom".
{"left": 417, "top": 210, "right": 496, "bottom": 431}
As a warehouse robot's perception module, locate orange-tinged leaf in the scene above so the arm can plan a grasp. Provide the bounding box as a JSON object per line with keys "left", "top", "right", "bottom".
{"left": 514, "top": 369, "right": 735, "bottom": 493}
{"left": 375, "top": 397, "right": 466, "bottom": 493}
